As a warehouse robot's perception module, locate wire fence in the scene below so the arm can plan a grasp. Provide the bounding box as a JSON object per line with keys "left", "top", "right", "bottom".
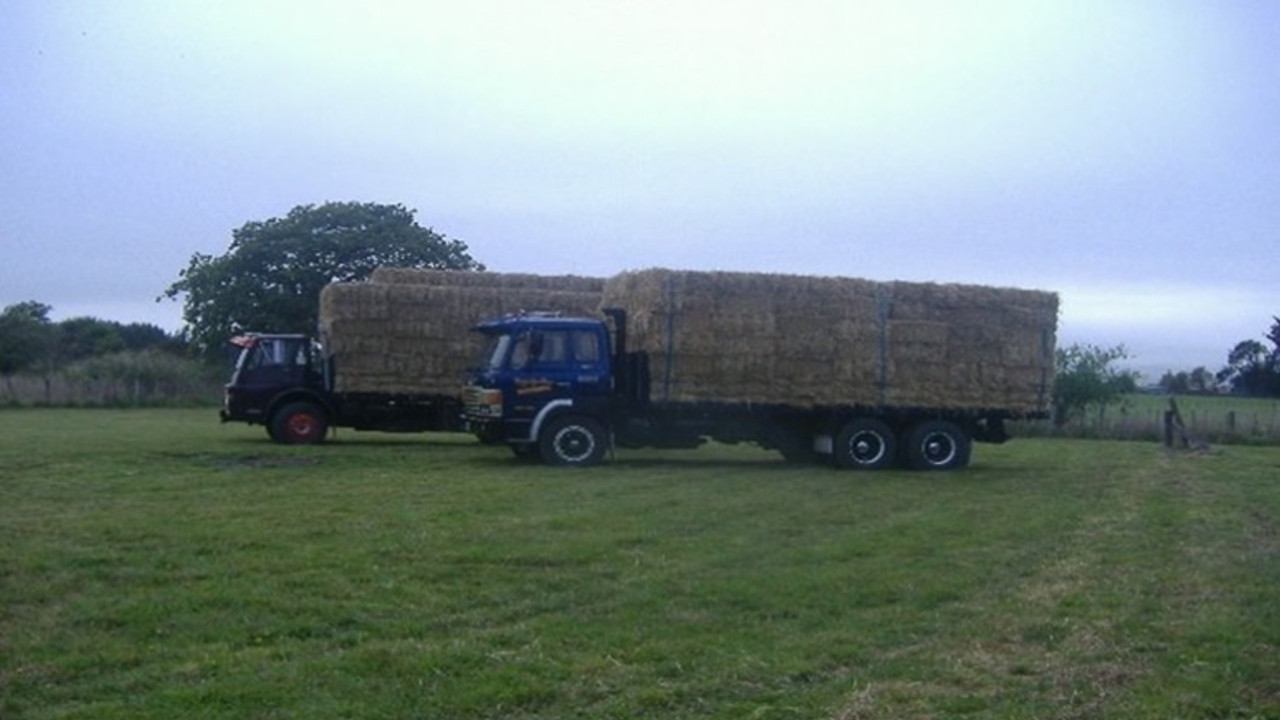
{"left": 1, "top": 352, "right": 224, "bottom": 407}
{"left": 1015, "top": 395, "right": 1280, "bottom": 445}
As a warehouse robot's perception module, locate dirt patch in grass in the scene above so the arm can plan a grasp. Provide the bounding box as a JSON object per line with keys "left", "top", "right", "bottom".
{"left": 152, "top": 451, "right": 320, "bottom": 470}
{"left": 216, "top": 455, "right": 319, "bottom": 469}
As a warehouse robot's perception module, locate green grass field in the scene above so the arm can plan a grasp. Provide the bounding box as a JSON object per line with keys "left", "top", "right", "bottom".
{"left": 2, "top": 409, "right": 1277, "bottom": 719}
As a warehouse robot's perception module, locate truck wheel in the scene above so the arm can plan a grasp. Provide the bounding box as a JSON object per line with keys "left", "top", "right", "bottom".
{"left": 271, "top": 402, "right": 328, "bottom": 445}
{"left": 834, "top": 418, "right": 896, "bottom": 470}
{"left": 539, "top": 415, "right": 606, "bottom": 467}
{"left": 903, "top": 420, "right": 971, "bottom": 470}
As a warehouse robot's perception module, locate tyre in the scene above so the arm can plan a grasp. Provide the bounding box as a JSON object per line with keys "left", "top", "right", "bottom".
{"left": 833, "top": 418, "right": 897, "bottom": 470}
{"left": 270, "top": 402, "right": 329, "bottom": 445}
{"left": 902, "top": 420, "right": 971, "bottom": 470}
{"left": 538, "top": 415, "right": 607, "bottom": 467}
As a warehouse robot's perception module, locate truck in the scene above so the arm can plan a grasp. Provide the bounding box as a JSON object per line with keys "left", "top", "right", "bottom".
{"left": 219, "top": 269, "right": 604, "bottom": 443}
{"left": 462, "top": 268, "right": 1058, "bottom": 470}
{"left": 219, "top": 331, "right": 466, "bottom": 443}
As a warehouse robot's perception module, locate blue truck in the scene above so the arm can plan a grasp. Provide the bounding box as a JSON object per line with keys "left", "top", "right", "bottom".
{"left": 461, "top": 269, "right": 1058, "bottom": 470}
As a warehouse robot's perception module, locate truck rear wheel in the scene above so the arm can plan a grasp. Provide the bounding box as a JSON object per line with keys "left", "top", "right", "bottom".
{"left": 539, "top": 415, "right": 606, "bottom": 467}
{"left": 834, "top": 418, "right": 896, "bottom": 470}
{"left": 271, "top": 402, "right": 328, "bottom": 445}
{"left": 902, "top": 420, "right": 971, "bottom": 470}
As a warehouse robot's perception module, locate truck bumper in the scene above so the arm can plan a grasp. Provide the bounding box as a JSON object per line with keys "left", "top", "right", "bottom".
{"left": 465, "top": 417, "right": 506, "bottom": 444}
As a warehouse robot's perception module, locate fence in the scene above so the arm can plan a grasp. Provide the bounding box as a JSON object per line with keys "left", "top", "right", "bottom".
{"left": 1016, "top": 394, "right": 1280, "bottom": 445}
{"left": 1, "top": 353, "right": 224, "bottom": 407}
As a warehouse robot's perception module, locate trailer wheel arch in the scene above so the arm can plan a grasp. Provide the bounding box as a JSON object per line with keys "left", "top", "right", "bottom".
{"left": 902, "top": 419, "right": 972, "bottom": 470}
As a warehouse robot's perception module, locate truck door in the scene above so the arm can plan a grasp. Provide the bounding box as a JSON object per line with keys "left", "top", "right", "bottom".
{"left": 511, "top": 326, "right": 610, "bottom": 418}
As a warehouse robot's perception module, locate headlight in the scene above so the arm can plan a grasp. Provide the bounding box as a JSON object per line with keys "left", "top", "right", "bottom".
{"left": 464, "top": 386, "right": 503, "bottom": 418}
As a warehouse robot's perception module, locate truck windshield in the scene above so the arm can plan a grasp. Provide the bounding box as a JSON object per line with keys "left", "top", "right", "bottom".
{"left": 230, "top": 337, "right": 309, "bottom": 377}
{"left": 227, "top": 336, "right": 317, "bottom": 386}
{"left": 478, "top": 333, "right": 512, "bottom": 371}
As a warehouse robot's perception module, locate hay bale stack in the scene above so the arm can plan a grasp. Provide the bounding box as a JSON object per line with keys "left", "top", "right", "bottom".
{"left": 600, "top": 268, "right": 1057, "bottom": 414}
{"left": 320, "top": 270, "right": 604, "bottom": 395}
{"left": 371, "top": 267, "right": 604, "bottom": 293}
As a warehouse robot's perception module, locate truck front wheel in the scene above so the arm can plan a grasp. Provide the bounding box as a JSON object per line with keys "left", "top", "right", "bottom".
{"left": 902, "top": 420, "right": 971, "bottom": 470}
{"left": 539, "top": 415, "right": 607, "bottom": 467}
{"left": 834, "top": 418, "right": 896, "bottom": 470}
{"left": 270, "top": 402, "right": 329, "bottom": 445}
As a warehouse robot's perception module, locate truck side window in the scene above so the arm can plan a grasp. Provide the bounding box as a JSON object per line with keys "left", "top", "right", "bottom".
{"left": 524, "top": 330, "right": 567, "bottom": 366}
{"left": 573, "top": 331, "right": 599, "bottom": 363}
{"left": 248, "top": 344, "right": 274, "bottom": 370}
{"left": 539, "top": 331, "right": 568, "bottom": 364}
{"left": 510, "top": 329, "right": 576, "bottom": 368}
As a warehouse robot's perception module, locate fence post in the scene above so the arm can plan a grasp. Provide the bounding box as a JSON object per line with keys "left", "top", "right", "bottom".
{"left": 1166, "top": 396, "right": 1187, "bottom": 448}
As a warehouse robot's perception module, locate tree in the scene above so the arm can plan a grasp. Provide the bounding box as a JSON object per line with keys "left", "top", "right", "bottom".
{"left": 1051, "top": 343, "right": 1139, "bottom": 426}
{"left": 1158, "top": 366, "right": 1218, "bottom": 395}
{"left": 161, "top": 202, "right": 484, "bottom": 354}
{"left": 57, "top": 317, "right": 127, "bottom": 364}
{"left": 0, "top": 301, "right": 55, "bottom": 375}
{"left": 1189, "top": 366, "right": 1216, "bottom": 393}
{"left": 1159, "top": 370, "right": 1190, "bottom": 394}
{"left": 116, "top": 322, "right": 182, "bottom": 352}
{"left": 1217, "top": 317, "right": 1280, "bottom": 396}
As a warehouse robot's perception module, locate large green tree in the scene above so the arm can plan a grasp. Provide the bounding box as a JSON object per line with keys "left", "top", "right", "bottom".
{"left": 162, "top": 202, "right": 484, "bottom": 354}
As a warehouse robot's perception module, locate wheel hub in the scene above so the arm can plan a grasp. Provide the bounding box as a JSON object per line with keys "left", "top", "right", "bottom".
{"left": 850, "top": 432, "right": 885, "bottom": 464}
{"left": 556, "top": 427, "right": 594, "bottom": 461}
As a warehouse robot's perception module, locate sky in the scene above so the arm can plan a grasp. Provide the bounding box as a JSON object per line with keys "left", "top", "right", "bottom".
{"left": 2, "top": 0, "right": 1277, "bottom": 380}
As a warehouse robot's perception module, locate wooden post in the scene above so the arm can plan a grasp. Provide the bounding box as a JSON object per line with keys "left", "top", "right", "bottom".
{"left": 1167, "top": 397, "right": 1187, "bottom": 449}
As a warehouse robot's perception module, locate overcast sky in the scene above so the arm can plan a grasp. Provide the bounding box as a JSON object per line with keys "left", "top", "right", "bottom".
{"left": 2, "top": 1, "right": 1277, "bottom": 379}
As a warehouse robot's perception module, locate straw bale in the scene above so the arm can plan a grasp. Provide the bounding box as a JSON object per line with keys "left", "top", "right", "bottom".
{"left": 370, "top": 267, "right": 605, "bottom": 293}
{"left": 320, "top": 275, "right": 603, "bottom": 395}
{"left": 601, "top": 268, "right": 1057, "bottom": 414}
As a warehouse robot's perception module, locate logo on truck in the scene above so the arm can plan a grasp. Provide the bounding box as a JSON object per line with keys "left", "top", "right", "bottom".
{"left": 515, "top": 378, "right": 556, "bottom": 395}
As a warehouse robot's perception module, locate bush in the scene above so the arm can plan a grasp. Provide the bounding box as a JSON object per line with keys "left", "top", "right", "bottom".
{"left": 0, "top": 350, "right": 223, "bottom": 407}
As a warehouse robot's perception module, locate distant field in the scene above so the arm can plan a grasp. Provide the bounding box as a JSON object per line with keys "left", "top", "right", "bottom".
{"left": 1023, "top": 393, "right": 1280, "bottom": 445}
{"left": 2, "top": 409, "right": 1277, "bottom": 719}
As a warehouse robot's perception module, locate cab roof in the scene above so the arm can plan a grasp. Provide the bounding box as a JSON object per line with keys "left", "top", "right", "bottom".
{"left": 472, "top": 311, "right": 601, "bottom": 332}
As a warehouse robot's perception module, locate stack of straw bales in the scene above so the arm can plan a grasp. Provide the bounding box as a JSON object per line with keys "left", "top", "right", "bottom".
{"left": 320, "top": 269, "right": 604, "bottom": 394}
{"left": 600, "top": 268, "right": 1057, "bottom": 414}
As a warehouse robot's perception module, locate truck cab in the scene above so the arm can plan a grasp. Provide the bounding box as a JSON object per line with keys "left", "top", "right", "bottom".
{"left": 220, "top": 333, "right": 330, "bottom": 442}
{"left": 463, "top": 313, "right": 615, "bottom": 464}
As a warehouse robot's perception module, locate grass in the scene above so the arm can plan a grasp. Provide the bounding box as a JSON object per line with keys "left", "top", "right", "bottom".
{"left": 1, "top": 408, "right": 1277, "bottom": 719}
